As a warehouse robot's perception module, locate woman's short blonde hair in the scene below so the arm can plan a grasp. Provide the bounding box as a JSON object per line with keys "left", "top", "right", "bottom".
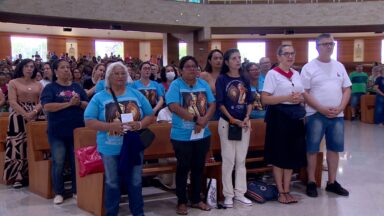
{"left": 104, "top": 61, "right": 133, "bottom": 89}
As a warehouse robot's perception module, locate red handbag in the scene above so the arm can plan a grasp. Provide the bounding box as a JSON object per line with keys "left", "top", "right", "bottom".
{"left": 75, "top": 145, "right": 104, "bottom": 177}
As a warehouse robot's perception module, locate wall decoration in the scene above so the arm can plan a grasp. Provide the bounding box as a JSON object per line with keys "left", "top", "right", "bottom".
{"left": 66, "top": 41, "right": 78, "bottom": 58}
{"left": 211, "top": 41, "right": 221, "bottom": 50}
{"left": 353, "top": 39, "right": 364, "bottom": 62}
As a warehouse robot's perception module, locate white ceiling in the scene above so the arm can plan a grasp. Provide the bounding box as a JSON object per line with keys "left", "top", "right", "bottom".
{"left": 0, "top": 22, "right": 164, "bottom": 39}
{"left": 1, "top": 22, "right": 383, "bottom": 40}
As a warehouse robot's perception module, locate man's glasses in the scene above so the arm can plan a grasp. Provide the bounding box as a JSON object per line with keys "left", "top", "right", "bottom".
{"left": 280, "top": 52, "right": 296, "bottom": 57}
{"left": 318, "top": 42, "right": 335, "bottom": 47}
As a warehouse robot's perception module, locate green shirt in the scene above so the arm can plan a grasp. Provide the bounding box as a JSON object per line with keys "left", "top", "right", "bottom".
{"left": 349, "top": 71, "right": 368, "bottom": 94}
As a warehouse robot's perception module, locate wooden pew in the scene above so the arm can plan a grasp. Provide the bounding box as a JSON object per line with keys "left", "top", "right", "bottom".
{"left": 74, "top": 122, "right": 223, "bottom": 216}
{"left": 207, "top": 119, "right": 269, "bottom": 201}
{"left": 26, "top": 121, "right": 54, "bottom": 198}
{"left": 0, "top": 116, "right": 8, "bottom": 184}
{"left": 344, "top": 105, "right": 352, "bottom": 120}
{"left": 360, "top": 95, "right": 376, "bottom": 124}
{"left": 0, "top": 112, "right": 9, "bottom": 117}
{"left": 73, "top": 127, "right": 104, "bottom": 216}
{"left": 210, "top": 119, "right": 322, "bottom": 188}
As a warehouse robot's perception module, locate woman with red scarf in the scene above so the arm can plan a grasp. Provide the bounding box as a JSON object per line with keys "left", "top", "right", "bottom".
{"left": 261, "top": 45, "right": 306, "bottom": 204}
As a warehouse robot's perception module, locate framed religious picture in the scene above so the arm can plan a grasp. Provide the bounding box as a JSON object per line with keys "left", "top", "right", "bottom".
{"left": 353, "top": 39, "right": 364, "bottom": 62}
{"left": 66, "top": 41, "right": 78, "bottom": 58}
{"left": 211, "top": 41, "right": 221, "bottom": 50}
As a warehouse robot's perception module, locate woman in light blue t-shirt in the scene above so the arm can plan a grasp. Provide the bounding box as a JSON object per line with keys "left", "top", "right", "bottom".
{"left": 166, "top": 56, "right": 215, "bottom": 215}
{"left": 84, "top": 62, "right": 154, "bottom": 216}
{"left": 132, "top": 62, "right": 164, "bottom": 114}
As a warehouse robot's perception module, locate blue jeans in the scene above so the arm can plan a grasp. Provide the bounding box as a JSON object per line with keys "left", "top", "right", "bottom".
{"left": 48, "top": 135, "right": 76, "bottom": 195}
{"left": 374, "top": 94, "right": 384, "bottom": 124}
{"left": 101, "top": 152, "right": 144, "bottom": 216}
{"left": 305, "top": 113, "right": 345, "bottom": 153}
{"left": 350, "top": 92, "right": 365, "bottom": 108}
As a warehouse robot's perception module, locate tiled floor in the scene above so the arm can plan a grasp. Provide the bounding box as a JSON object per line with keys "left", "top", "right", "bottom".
{"left": 1, "top": 121, "right": 383, "bottom": 216}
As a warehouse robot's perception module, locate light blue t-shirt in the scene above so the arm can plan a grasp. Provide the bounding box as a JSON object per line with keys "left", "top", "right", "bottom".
{"left": 165, "top": 78, "right": 215, "bottom": 141}
{"left": 95, "top": 80, "right": 132, "bottom": 94}
{"left": 258, "top": 73, "right": 266, "bottom": 92}
{"left": 84, "top": 88, "right": 153, "bottom": 155}
{"left": 131, "top": 80, "right": 164, "bottom": 108}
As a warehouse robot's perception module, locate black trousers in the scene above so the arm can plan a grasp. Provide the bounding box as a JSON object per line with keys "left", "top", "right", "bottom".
{"left": 171, "top": 136, "right": 210, "bottom": 204}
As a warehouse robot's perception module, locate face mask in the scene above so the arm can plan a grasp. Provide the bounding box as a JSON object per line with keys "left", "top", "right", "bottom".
{"left": 166, "top": 71, "right": 176, "bottom": 81}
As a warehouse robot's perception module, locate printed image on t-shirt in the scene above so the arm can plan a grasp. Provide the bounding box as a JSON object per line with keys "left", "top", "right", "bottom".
{"left": 140, "top": 89, "right": 157, "bottom": 107}
{"left": 251, "top": 90, "right": 263, "bottom": 111}
{"left": 227, "top": 80, "right": 248, "bottom": 105}
{"left": 57, "top": 90, "right": 77, "bottom": 102}
{"left": 105, "top": 100, "right": 141, "bottom": 135}
{"left": 182, "top": 91, "right": 207, "bottom": 117}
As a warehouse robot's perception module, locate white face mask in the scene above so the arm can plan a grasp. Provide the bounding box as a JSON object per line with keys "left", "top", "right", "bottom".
{"left": 166, "top": 71, "right": 176, "bottom": 81}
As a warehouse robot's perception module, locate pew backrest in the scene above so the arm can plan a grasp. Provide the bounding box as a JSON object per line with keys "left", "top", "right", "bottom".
{"left": 0, "top": 117, "right": 8, "bottom": 152}
{"left": 26, "top": 121, "right": 50, "bottom": 161}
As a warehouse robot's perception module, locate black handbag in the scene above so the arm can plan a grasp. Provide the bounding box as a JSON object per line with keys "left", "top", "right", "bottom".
{"left": 110, "top": 88, "right": 155, "bottom": 149}
{"left": 137, "top": 128, "right": 155, "bottom": 149}
{"left": 228, "top": 123, "right": 242, "bottom": 141}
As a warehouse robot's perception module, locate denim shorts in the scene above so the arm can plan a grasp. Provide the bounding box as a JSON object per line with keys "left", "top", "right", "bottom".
{"left": 305, "top": 112, "right": 344, "bottom": 153}
{"left": 350, "top": 93, "right": 365, "bottom": 108}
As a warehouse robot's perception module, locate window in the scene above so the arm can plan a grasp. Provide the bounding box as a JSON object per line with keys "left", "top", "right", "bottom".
{"left": 179, "top": 42, "right": 187, "bottom": 59}
{"left": 11, "top": 36, "right": 48, "bottom": 61}
{"left": 308, "top": 41, "right": 338, "bottom": 62}
{"left": 237, "top": 42, "right": 266, "bottom": 63}
{"left": 95, "top": 41, "right": 124, "bottom": 59}
{"left": 382, "top": 40, "right": 384, "bottom": 64}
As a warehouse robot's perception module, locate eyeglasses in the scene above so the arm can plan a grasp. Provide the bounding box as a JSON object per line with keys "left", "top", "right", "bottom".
{"left": 280, "top": 52, "right": 296, "bottom": 57}
{"left": 141, "top": 67, "right": 151, "bottom": 71}
{"left": 318, "top": 42, "right": 335, "bottom": 47}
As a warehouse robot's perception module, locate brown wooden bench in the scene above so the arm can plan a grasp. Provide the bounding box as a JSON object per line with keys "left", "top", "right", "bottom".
{"left": 207, "top": 119, "right": 270, "bottom": 201}
{"left": 0, "top": 112, "right": 9, "bottom": 117}
{"left": 74, "top": 122, "right": 222, "bottom": 216}
{"left": 210, "top": 119, "right": 322, "bottom": 188}
{"left": 0, "top": 116, "right": 8, "bottom": 184}
{"left": 360, "top": 95, "right": 375, "bottom": 124}
{"left": 26, "top": 121, "right": 54, "bottom": 198}
{"left": 344, "top": 105, "right": 352, "bottom": 120}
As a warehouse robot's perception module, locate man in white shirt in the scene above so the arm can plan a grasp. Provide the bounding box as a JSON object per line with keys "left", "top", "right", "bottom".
{"left": 301, "top": 33, "right": 351, "bottom": 198}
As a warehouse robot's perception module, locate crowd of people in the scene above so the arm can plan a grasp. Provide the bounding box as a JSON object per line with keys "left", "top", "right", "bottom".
{"left": 1, "top": 33, "right": 384, "bottom": 216}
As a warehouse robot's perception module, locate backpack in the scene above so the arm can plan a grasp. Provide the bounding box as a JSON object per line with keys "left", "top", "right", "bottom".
{"left": 246, "top": 181, "right": 278, "bottom": 204}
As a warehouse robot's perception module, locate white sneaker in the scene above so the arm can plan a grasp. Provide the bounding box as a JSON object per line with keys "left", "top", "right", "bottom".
{"left": 53, "top": 195, "right": 64, "bottom": 205}
{"left": 234, "top": 196, "right": 253, "bottom": 206}
{"left": 224, "top": 197, "right": 233, "bottom": 208}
